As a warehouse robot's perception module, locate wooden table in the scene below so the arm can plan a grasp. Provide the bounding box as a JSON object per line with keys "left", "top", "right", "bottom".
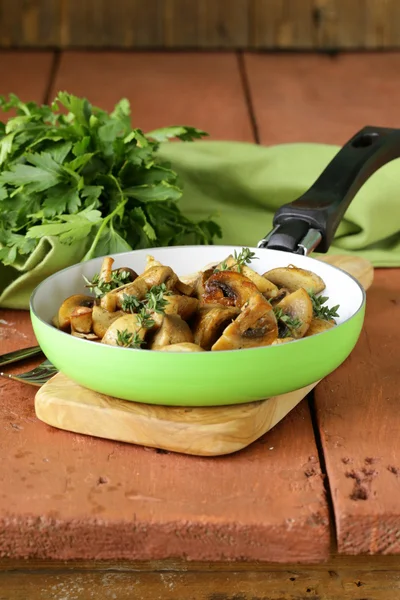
{"left": 1, "top": 50, "right": 400, "bottom": 600}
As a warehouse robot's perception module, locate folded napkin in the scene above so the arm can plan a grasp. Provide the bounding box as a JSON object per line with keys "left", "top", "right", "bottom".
{"left": 1, "top": 141, "right": 399, "bottom": 310}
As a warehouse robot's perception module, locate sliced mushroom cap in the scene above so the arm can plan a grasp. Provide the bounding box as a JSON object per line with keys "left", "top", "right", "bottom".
{"left": 203, "top": 271, "right": 260, "bottom": 309}
{"left": 150, "top": 314, "right": 194, "bottom": 350}
{"left": 71, "top": 331, "right": 99, "bottom": 341}
{"left": 174, "top": 280, "right": 195, "bottom": 296}
{"left": 101, "top": 277, "right": 148, "bottom": 312}
{"left": 192, "top": 306, "right": 240, "bottom": 350}
{"left": 92, "top": 305, "right": 124, "bottom": 338}
{"left": 58, "top": 294, "right": 94, "bottom": 330}
{"left": 275, "top": 288, "right": 313, "bottom": 338}
{"left": 158, "top": 343, "right": 205, "bottom": 352}
{"left": 263, "top": 265, "right": 325, "bottom": 294}
{"left": 70, "top": 306, "right": 93, "bottom": 334}
{"left": 164, "top": 295, "right": 199, "bottom": 321}
{"left": 217, "top": 255, "right": 278, "bottom": 299}
{"left": 212, "top": 294, "right": 278, "bottom": 351}
{"left": 304, "top": 317, "right": 335, "bottom": 337}
{"left": 102, "top": 314, "right": 147, "bottom": 346}
{"left": 141, "top": 266, "right": 178, "bottom": 291}
{"left": 144, "top": 255, "right": 163, "bottom": 271}
{"left": 193, "top": 268, "right": 215, "bottom": 299}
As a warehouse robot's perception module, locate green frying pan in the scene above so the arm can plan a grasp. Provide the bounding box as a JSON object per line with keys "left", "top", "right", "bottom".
{"left": 30, "top": 126, "right": 400, "bottom": 406}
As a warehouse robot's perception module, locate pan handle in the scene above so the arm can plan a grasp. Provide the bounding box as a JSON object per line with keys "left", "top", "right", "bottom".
{"left": 259, "top": 126, "right": 400, "bottom": 254}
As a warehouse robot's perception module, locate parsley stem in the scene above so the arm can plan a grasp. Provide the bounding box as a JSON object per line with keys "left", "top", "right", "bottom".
{"left": 82, "top": 198, "right": 127, "bottom": 261}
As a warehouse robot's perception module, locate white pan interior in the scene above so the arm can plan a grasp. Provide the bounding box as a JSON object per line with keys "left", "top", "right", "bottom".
{"left": 32, "top": 246, "right": 365, "bottom": 325}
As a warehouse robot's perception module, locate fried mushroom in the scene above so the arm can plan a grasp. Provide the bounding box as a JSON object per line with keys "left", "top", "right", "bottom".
{"left": 263, "top": 265, "right": 325, "bottom": 294}
{"left": 203, "top": 271, "right": 260, "bottom": 309}
{"left": 212, "top": 294, "right": 278, "bottom": 351}
{"left": 192, "top": 306, "right": 240, "bottom": 350}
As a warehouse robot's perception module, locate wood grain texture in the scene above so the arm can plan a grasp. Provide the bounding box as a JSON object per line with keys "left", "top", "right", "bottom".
{"left": 2, "top": 0, "right": 400, "bottom": 49}
{"left": 50, "top": 51, "right": 254, "bottom": 141}
{"left": 245, "top": 53, "right": 400, "bottom": 145}
{"left": 0, "top": 323, "right": 330, "bottom": 562}
{"left": 315, "top": 268, "right": 400, "bottom": 555}
{"left": 2, "top": 563, "right": 400, "bottom": 600}
{"left": 35, "top": 374, "right": 319, "bottom": 456}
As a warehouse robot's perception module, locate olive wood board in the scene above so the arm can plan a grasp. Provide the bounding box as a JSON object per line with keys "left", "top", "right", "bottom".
{"left": 34, "top": 255, "right": 373, "bottom": 456}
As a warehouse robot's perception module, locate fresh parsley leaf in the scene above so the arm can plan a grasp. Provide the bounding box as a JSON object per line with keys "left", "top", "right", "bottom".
{"left": 0, "top": 92, "right": 219, "bottom": 271}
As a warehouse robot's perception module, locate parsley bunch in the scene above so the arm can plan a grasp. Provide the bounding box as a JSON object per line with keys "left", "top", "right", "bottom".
{"left": 0, "top": 92, "right": 221, "bottom": 267}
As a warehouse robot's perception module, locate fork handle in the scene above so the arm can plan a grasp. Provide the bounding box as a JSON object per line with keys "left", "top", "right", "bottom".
{"left": 0, "top": 345, "right": 43, "bottom": 367}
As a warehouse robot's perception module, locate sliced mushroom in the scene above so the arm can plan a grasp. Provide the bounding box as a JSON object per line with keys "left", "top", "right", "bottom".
{"left": 150, "top": 314, "right": 194, "bottom": 350}
{"left": 272, "top": 337, "right": 295, "bottom": 345}
{"left": 58, "top": 294, "right": 94, "bottom": 330}
{"left": 275, "top": 288, "right": 313, "bottom": 338}
{"left": 192, "top": 306, "right": 240, "bottom": 350}
{"left": 194, "top": 268, "right": 215, "bottom": 299}
{"left": 164, "top": 295, "right": 199, "bottom": 321}
{"left": 304, "top": 317, "right": 335, "bottom": 337}
{"left": 71, "top": 331, "right": 99, "bottom": 341}
{"left": 102, "top": 314, "right": 147, "bottom": 347}
{"left": 141, "top": 266, "right": 178, "bottom": 291}
{"left": 216, "top": 255, "right": 278, "bottom": 299}
{"left": 212, "top": 294, "right": 278, "bottom": 351}
{"left": 70, "top": 306, "right": 93, "bottom": 334}
{"left": 263, "top": 265, "right": 325, "bottom": 294}
{"left": 99, "top": 256, "right": 114, "bottom": 283}
{"left": 101, "top": 277, "right": 148, "bottom": 312}
{"left": 92, "top": 305, "right": 124, "bottom": 338}
{"left": 203, "top": 271, "right": 259, "bottom": 309}
{"left": 144, "top": 255, "right": 163, "bottom": 271}
{"left": 174, "top": 280, "right": 195, "bottom": 296}
{"left": 159, "top": 343, "right": 205, "bottom": 352}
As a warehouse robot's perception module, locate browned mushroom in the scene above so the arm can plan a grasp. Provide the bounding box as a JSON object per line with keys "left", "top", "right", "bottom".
{"left": 164, "top": 295, "right": 199, "bottom": 321}
{"left": 141, "top": 266, "right": 179, "bottom": 290}
{"left": 216, "top": 255, "right": 278, "bottom": 299}
{"left": 203, "top": 271, "right": 260, "bottom": 309}
{"left": 150, "top": 315, "right": 194, "bottom": 350}
{"left": 101, "top": 277, "right": 148, "bottom": 312}
{"left": 159, "top": 343, "right": 205, "bottom": 352}
{"left": 212, "top": 294, "right": 278, "bottom": 351}
{"left": 263, "top": 265, "right": 325, "bottom": 294}
{"left": 275, "top": 288, "right": 313, "bottom": 338}
{"left": 92, "top": 305, "right": 124, "bottom": 338}
{"left": 272, "top": 337, "right": 295, "bottom": 345}
{"left": 58, "top": 294, "right": 94, "bottom": 330}
{"left": 192, "top": 306, "right": 240, "bottom": 350}
{"left": 70, "top": 306, "right": 93, "bottom": 334}
{"left": 99, "top": 256, "right": 114, "bottom": 283}
{"left": 304, "top": 317, "right": 335, "bottom": 337}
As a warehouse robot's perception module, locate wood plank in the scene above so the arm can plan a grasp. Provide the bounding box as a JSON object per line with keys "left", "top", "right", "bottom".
{"left": 245, "top": 53, "right": 400, "bottom": 145}
{"left": 0, "top": 51, "right": 54, "bottom": 110}
{"left": 0, "top": 0, "right": 60, "bottom": 47}
{"left": 314, "top": 269, "right": 400, "bottom": 554}
{"left": 2, "top": 0, "right": 400, "bottom": 50}
{"left": 0, "top": 310, "right": 330, "bottom": 562}
{"left": 1, "top": 562, "right": 400, "bottom": 600}
{"left": 50, "top": 51, "right": 254, "bottom": 141}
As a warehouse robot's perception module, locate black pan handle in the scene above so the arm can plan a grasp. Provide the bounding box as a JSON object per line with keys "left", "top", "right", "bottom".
{"left": 260, "top": 126, "right": 400, "bottom": 254}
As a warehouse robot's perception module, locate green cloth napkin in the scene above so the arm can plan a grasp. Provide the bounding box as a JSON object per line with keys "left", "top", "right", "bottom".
{"left": 1, "top": 141, "right": 399, "bottom": 310}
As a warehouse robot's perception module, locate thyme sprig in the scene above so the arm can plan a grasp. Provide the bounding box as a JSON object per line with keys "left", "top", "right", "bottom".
{"left": 273, "top": 307, "right": 302, "bottom": 337}
{"left": 215, "top": 247, "right": 257, "bottom": 274}
{"left": 116, "top": 329, "right": 143, "bottom": 349}
{"left": 83, "top": 269, "right": 133, "bottom": 298}
{"left": 308, "top": 291, "right": 340, "bottom": 321}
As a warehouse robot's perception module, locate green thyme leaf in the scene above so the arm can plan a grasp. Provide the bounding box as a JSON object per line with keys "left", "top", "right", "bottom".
{"left": 308, "top": 290, "right": 340, "bottom": 321}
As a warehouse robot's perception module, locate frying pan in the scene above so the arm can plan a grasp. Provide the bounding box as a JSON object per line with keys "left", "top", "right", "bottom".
{"left": 30, "top": 126, "right": 399, "bottom": 406}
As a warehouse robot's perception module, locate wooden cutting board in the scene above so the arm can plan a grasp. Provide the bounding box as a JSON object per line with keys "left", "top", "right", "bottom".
{"left": 35, "top": 255, "right": 373, "bottom": 456}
